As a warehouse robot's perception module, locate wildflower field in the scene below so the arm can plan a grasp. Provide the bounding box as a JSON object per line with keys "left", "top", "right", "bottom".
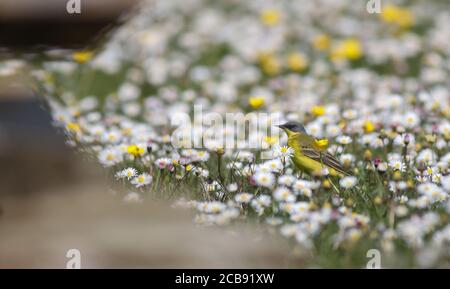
{"left": 3, "top": 0, "right": 450, "bottom": 268}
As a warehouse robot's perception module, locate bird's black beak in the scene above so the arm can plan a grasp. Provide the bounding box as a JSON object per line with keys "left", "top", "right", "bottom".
{"left": 276, "top": 124, "right": 285, "bottom": 129}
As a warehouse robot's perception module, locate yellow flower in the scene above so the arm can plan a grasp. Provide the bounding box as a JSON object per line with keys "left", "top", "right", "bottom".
{"left": 425, "top": 134, "right": 436, "bottom": 144}
{"left": 216, "top": 147, "right": 225, "bottom": 155}
{"left": 313, "top": 138, "right": 329, "bottom": 151}
{"left": 349, "top": 230, "right": 362, "bottom": 242}
{"left": 127, "top": 145, "right": 145, "bottom": 157}
{"left": 66, "top": 122, "right": 81, "bottom": 133}
{"left": 331, "top": 38, "right": 363, "bottom": 61}
{"left": 381, "top": 5, "right": 414, "bottom": 29}
{"left": 364, "top": 149, "right": 372, "bottom": 161}
{"left": 260, "top": 9, "right": 280, "bottom": 26}
{"left": 72, "top": 51, "right": 93, "bottom": 64}
{"left": 393, "top": 171, "right": 402, "bottom": 181}
{"left": 374, "top": 196, "right": 383, "bottom": 205}
{"left": 161, "top": 135, "right": 171, "bottom": 143}
{"left": 185, "top": 164, "right": 192, "bottom": 171}
{"left": 406, "top": 180, "right": 414, "bottom": 189}
{"left": 287, "top": 53, "right": 308, "bottom": 72}
{"left": 311, "top": 105, "right": 326, "bottom": 116}
{"left": 248, "top": 96, "right": 265, "bottom": 109}
{"left": 309, "top": 202, "right": 318, "bottom": 210}
{"left": 346, "top": 198, "right": 354, "bottom": 207}
{"left": 257, "top": 52, "right": 280, "bottom": 75}
{"left": 264, "top": 136, "right": 278, "bottom": 146}
{"left": 364, "top": 120, "right": 375, "bottom": 133}
{"left": 313, "top": 34, "right": 330, "bottom": 51}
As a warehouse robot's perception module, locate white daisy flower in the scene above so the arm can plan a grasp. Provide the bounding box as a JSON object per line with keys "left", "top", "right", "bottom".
{"left": 155, "top": 158, "right": 172, "bottom": 169}
{"left": 118, "top": 82, "right": 140, "bottom": 102}
{"left": 336, "top": 135, "right": 352, "bottom": 145}
{"left": 339, "top": 176, "right": 357, "bottom": 189}
{"left": 343, "top": 109, "right": 358, "bottom": 120}
{"left": 131, "top": 173, "right": 153, "bottom": 188}
{"left": 253, "top": 171, "right": 275, "bottom": 188}
{"left": 194, "top": 150, "right": 210, "bottom": 162}
{"left": 417, "top": 183, "right": 447, "bottom": 203}
{"left": 340, "top": 154, "right": 355, "bottom": 165}
{"left": 117, "top": 167, "right": 138, "bottom": 180}
{"left": 234, "top": 151, "right": 254, "bottom": 162}
{"left": 278, "top": 174, "right": 295, "bottom": 186}
{"left": 377, "top": 162, "right": 388, "bottom": 172}
{"left": 235, "top": 193, "right": 253, "bottom": 203}
{"left": 326, "top": 124, "right": 342, "bottom": 137}
{"left": 416, "top": 149, "right": 437, "bottom": 165}
{"left": 102, "top": 129, "right": 122, "bottom": 144}
{"left": 198, "top": 201, "right": 226, "bottom": 214}
{"left": 98, "top": 147, "right": 123, "bottom": 167}
{"left": 273, "top": 187, "right": 296, "bottom": 202}
{"left": 255, "top": 194, "right": 272, "bottom": 207}
{"left": 263, "top": 159, "right": 284, "bottom": 172}
{"left": 389, "top": 160, "right": 406, "bottom": 172}
{"left": 227, "top": 183, "right": 238, "bottom": 192}
{"left": 402, "top": 112, "right": 420, "bottom": 128}
{"left": 273, "top": 145, "right": 294, "bottom": 159}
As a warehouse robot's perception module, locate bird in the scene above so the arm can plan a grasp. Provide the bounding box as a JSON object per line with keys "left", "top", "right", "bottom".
{"left": 277, "top": 121, "right": 351, "bottom": 177}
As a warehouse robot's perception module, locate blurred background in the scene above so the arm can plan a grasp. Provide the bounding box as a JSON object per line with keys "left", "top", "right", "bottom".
{"left": 0, "top": 0, "right": 136, "bottom": 196}
{"left": 0, "top": 0, "right": 290, "bottom": 268}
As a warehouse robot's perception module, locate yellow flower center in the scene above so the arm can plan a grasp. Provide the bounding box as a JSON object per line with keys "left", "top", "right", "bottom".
{"left": 364, "top": 120, "right": 375, "bottom": 133}
{"left": 257, "top": 52, "right": 280, "bottom": 75}
{"left": 264, "top": 136, "right": 278, "bottom": 145}
{"left": 72, "top": 51, "right": 93, "bottom": 64}
{"left": 311, "top": 105, "right": 326, "bottom": 116}
{"left": 127, "top": 145, "right": 145, "bottom": 156}
{"left": 66, "top": 122, "right": 81, "bottom": 132}
{"left": 331, "top": 38, "right": 363, "bottom": 61}
{"left": 249, "top": 96, "right": 265, "bottom": 109}
{"left": 260, "top": 9, "right": 280, "bottom": 26}
{"left": 287, "top": 53, "right": 308, "bottom": 72}
{"left": 381, "top": 5, "right": 414, "bottom": 29}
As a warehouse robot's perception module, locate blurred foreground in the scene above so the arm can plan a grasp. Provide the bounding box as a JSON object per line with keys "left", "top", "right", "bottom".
{"left": 0, "top": 184, "right": 289, "bottom": 268}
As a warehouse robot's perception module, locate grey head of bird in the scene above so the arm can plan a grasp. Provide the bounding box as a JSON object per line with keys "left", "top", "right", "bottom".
{"left": 277, "top": 121, "right": 307, "bottom": 134}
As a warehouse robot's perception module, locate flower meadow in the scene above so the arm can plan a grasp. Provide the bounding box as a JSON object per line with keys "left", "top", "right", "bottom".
{"left": 3, "top": 0, "right": 450, "bottom": 268}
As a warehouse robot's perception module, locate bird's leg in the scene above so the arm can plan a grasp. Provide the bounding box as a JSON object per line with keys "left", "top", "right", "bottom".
{"left": 327, "top": 176, "right": 341, "bottom": 195}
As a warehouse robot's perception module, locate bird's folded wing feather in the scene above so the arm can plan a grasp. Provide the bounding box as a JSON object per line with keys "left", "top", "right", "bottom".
{"left": 301, "top": 147, "right": 351, "bottom": 176}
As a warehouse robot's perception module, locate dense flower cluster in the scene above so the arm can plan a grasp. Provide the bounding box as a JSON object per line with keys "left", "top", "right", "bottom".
{"left": 3, "top": 0, "right": 449, "bottom": 267}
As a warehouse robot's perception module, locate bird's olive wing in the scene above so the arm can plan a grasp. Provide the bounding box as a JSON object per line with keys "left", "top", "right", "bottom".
{"left": 301, "top": 147, "right": 351, "bottom": 176}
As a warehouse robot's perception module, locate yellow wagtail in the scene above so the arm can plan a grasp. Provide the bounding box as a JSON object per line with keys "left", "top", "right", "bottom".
{"left": 277, "top": 121, "right": 351, "bottom": 177}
